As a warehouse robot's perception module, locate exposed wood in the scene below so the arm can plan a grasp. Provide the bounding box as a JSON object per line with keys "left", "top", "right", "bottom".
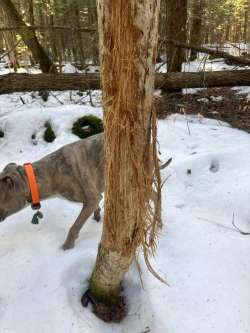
{"left": 0, "top": 71, "right": 249, "bottom": 95}
{"left": 88, "top": 0, "right": 161, "bottom": 322}
{"left": 166, "top": 39, "right": 250, "bottom": 66}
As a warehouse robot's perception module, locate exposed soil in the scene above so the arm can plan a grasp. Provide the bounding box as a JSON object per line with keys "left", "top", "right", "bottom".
{"left": 156, "top": 87, "right": 250, "bottom": 133}
{"left": 81, "top": 289, "right": 126, "bottom": 323}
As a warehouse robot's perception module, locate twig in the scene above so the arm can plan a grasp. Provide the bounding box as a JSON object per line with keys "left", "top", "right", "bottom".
{"left": 0, "top": 39, "right": 22, "bottom": 60}
{"left": 232, "top": 213, "right": 250, "bottom": 236}
{"left": 156, "top": 60, "right": 167, "bottom": 72}
{"left": 19, "top": 96, "right": 25, "bottom": 104}
{"left": 50, "top": 92, "right": 64, "bottom": 105}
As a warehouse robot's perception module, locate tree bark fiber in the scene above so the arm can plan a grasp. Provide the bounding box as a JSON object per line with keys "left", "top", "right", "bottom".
{"left": 0, "top": 70, "right": 250, "bottom": 95}
{"left": 87, "top": 0, "right": 161, "bottom": 322}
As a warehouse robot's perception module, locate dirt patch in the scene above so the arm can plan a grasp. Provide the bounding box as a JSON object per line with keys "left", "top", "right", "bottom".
{"left": 156, "top": 87, "right": 250, "bottom": 133}
{"left": 81, "top": 289, "right": 126, "bottom": 323}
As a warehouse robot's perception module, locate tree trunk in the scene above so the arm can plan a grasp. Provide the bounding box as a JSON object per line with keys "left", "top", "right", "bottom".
{"left": 189, "top": 0, "right": 205, "bottom": 61}
{"left": 84, "top": 0, "right": 161, "bottom": 322}
{"left": 0, "top": 0, "right": 56, "bottom": 73}
{"left": 166, "top": 0, "right": 187, "bottom": 72}
{"left": 1, "top": 70, "right": 250, "bottom": 95}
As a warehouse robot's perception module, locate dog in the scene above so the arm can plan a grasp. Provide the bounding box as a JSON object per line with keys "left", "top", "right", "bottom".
{"left": 0, "top": 133, "right": 104, "bottom": 250}
{"left": 0, "top": 132, "right": 170, "bottom": 250}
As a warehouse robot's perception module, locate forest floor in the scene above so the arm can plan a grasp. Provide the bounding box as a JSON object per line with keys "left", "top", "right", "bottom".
{"left": 0, "top": 88, "right": 250, "bottom": 333}
{"left": 0, "top": 54, "right": 250, "bottom": 332}
{"left": 157, "top": 87, "right": 250, "bottom": 133}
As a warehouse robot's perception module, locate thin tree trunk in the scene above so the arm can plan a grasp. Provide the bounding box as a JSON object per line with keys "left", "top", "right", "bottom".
{"left": 189, "top": 0, "right": 205, "bottom": 61}
{"left": 166, "top": 0, "right": 187, "bottom": 72}
{"left": 1, "top": 7, "right": 19, "bottom": 71}
{"left": 0, "top": 0, "right": 56, "bottom": 73}
{"left": 84, "top": 0, "right": 161, "bottom": 322}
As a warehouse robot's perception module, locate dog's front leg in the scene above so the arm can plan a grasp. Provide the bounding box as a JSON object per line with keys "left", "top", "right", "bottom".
{"left": 62, "top": 197, "right": 100, "bottom": 250}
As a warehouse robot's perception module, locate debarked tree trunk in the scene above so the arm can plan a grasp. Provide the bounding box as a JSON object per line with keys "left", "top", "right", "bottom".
{"left": 84, "top": 0, "right": 161, "bottom": 322}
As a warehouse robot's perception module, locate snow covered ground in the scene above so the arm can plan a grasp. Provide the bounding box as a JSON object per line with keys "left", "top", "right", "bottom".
{"left": 0, "top": 92, "right": 250, "bottom": 333}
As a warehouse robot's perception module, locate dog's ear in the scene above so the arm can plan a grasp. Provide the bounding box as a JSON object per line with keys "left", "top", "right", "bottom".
{"left": 0, "top": 176, "right": 14, "bottom": 189}
{"left": 0, "top": 163, "right": 18, "bottom": 190}
{"left": 3, "top": 163, "right": 17, "bottom": 173}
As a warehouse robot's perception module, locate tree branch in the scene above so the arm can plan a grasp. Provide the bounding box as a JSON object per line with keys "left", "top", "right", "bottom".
{"left": 165, "top": 39, "right": 250, "bottom": 66}
{"left": 0, "top": 25, "right": 96, "bottom": 33}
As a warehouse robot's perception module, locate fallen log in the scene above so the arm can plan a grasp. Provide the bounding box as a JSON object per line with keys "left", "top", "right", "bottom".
{"left": 0, "top": 70, "right": 250, "bottom": 95}
{"left": 166, "top": 40, "right": 250, "bottom": 66}
{"left": 0, "top": 25, "right": 96, "bottom": 33}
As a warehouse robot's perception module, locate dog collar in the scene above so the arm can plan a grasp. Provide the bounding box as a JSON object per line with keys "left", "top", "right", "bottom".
{"left": 23, "top": 163, "right": 41, "bottom": 210}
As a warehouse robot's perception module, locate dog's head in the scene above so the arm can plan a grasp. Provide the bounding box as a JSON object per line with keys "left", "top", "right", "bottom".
{"left": 0, "top": 163, "right": 27, "bottom": 222}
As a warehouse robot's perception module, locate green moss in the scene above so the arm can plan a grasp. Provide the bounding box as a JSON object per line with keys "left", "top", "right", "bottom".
{"left": 43, "top": 121, "right": 56, "bottom": 143}
{"left": 72, "top": 115, "right": 103, "bottom": 139}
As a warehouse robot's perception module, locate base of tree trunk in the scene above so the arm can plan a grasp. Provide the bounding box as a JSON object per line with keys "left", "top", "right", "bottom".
{"left": 81, "top": 245, "right": 133, "bottom": 322}
{"left": 81, "top": 289, "right": 126, "bottom": 323}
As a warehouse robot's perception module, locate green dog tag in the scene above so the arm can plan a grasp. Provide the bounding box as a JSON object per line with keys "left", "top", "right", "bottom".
{"left": 31, "top": 211, "right": 43, "bottom": 225}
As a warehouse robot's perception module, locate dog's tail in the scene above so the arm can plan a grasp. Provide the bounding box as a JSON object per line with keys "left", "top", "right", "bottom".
{"left": 160, "top": 158, "right": 172, "bottom": 170}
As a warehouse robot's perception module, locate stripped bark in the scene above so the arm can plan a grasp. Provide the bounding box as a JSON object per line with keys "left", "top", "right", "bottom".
{"left": 87, "top": 0, "right": 161, "bottom": 322}
{"left": 0, "top": 71, "right": 250, "bottom": 95}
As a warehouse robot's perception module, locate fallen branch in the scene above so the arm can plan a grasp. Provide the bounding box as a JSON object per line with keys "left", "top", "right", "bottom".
{"left": 0, "top": 70, "right": 250, "bottom": 95}
{"left": 165, "top": 40, "right": 250, "bottom": 66}
{"left": 0, "top": 25, "right": 96, "bottom": 33}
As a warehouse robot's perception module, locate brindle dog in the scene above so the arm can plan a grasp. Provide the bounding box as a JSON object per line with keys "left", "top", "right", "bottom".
{"left": 0, "top": 133, "right": 104, "bottom": 250}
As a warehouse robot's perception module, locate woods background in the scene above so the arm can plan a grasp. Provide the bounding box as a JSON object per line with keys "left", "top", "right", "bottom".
{"left": 0, "top": 0, "right": 249, "bottom": 73}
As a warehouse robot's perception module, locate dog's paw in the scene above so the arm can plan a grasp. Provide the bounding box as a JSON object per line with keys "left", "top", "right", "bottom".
{"left": 93, "top": 215, "right": 101, "bottom": 222}
{"left": 62, "top": 241, "right": 75, "bottom": 251}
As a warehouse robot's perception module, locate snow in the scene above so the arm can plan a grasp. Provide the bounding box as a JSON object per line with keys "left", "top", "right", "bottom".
{"left": 232, "top": 86, "right": 250, "bottom": 100}
{"left": 0, "top": 91, "right": 250, "bottom": 333}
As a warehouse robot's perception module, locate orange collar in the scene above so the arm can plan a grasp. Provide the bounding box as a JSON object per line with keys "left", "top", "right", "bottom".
{"left": 23, "top": 163, "right": 41, "bottom": 210}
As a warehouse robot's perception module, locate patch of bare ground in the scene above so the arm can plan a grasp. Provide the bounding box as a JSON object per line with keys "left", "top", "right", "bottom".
{"left": 156, "top": 87, "right": 250, "bottom": 133}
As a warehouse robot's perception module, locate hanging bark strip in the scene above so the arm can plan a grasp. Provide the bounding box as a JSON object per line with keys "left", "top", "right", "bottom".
{"left": 1, "top": 71, "right": 250, "bottom": 95}
{"left": 87, "top": 0, "right": 162, "bottom": 322}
